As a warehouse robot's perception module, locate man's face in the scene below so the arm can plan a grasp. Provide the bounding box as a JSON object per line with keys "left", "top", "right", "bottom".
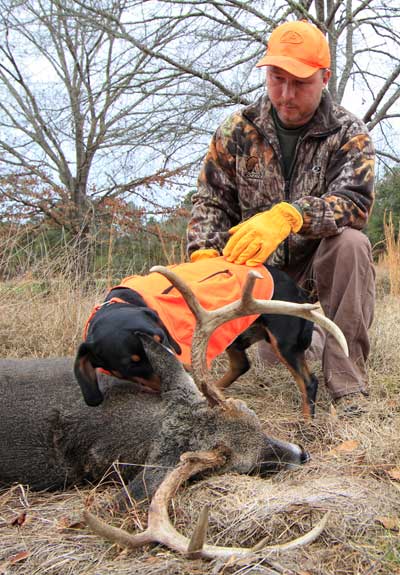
{"left": 266, "top": 66, "right": 331, "bottom": 128}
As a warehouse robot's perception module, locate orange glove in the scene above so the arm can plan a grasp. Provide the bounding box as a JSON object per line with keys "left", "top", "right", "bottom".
{"left": 223, "top": 202, "right": 303, "bottom": 266}
{"left": 190, "top": 248, "right": 219, "bottom": 262}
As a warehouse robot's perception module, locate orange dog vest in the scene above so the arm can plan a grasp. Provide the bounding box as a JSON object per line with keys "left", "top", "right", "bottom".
{"left": 114, "top": 257, "right": 273, "bottom": 366}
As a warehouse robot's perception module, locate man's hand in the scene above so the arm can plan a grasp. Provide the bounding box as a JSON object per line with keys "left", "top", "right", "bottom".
{"left": 190, "top": 248, "right": 219, "bottom": 262}
{"left": 223, "top": 202, "right": 303, "bottom": 266}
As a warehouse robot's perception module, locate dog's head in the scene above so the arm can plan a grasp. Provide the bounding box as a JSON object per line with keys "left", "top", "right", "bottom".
{"left": 74, "top": 302, "right": 181, "bottom": 406}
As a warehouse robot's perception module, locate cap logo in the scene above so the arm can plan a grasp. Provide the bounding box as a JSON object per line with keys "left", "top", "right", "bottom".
{"left": 280, "top": 31, "right": 303, "bottom": 44}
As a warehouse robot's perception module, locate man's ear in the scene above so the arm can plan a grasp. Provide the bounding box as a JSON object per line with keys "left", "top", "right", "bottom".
{"left": 73, "top": 343, "right": 104, "bottom": 406}
{"left": 322, "top": 67, "right": 331, "bottom": 86}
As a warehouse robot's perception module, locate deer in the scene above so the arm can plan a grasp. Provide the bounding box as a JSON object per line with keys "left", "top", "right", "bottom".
{"left": 82, "top": 266, "right": 345, "bottom": 559}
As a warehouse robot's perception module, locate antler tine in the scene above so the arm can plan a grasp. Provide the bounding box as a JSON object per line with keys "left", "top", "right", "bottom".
{"left": 238, "top": 269, "right": 264, "bottom": 308}
{"left": 187, "top": 504, "right": 210, "bottom": 558}
{"left": 84, "top": 447, "right": 331, "bottom": 560}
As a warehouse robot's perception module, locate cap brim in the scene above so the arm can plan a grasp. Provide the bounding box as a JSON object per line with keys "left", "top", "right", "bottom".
{"left": 256, "top": 55, "right": 320, "bottom": 78}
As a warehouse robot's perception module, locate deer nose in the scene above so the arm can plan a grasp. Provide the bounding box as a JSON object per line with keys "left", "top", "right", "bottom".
{"left": 300, "top": 447, "right": 311, "bottom": 464}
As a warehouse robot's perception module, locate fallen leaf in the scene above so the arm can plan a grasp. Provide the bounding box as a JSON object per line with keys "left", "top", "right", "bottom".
{"left": 376, "top": 516, "right": 400, "bottom": 531}
{"left": 9, "top": 550, "right": 30, "bottom": 564}
{"left": 328, "top": 439, "right": 360, "bottom": 456}
{"left": 11, "top": 511, "right": 27, "bottom": 527}
{"left": 386, "top": 400, "right": 399, "bottom": 409}
{"left": 387, "top": 467, "right": 400, "bottom": 481}
{"left": 57, "top": 516, "right": 86, "bottom": 531}
{"left": 0, "top": 552, "right": 29, "bottom": 573}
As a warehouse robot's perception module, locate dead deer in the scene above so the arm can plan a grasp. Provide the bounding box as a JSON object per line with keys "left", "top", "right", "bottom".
{"left": 83, "top": 266, "right": 345, "bottom": 559}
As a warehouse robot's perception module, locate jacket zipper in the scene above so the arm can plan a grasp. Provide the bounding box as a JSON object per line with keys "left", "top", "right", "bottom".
{"left": 247, "top": 118, "right": 292, "bottom": 266}
{"left": 283, "top": 179, "right": 291, "bottom": 266}
{"left": 283, "top": 134, "right": 305, "bottom": 267}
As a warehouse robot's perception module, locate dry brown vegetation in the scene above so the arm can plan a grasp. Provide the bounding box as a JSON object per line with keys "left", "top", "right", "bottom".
{"left": 1, "top": 247, "right": 400, "bottom": 575}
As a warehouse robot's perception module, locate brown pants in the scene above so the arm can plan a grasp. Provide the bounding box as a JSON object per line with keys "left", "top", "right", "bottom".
{"left": 258, "top": 229, "right": 376, "bottom": 399}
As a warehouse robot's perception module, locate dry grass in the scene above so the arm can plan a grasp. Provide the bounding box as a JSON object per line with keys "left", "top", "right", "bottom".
{"left": 0, "top": 232, "right": 107, "bottom": 358}
{"left": 377, "top": 212, "right": 400, "bottom": 297}
{"left": 0, "top": 274, "right": 100, "bottom": 358}
{"left": 1, "top": 263, "right": 400, "bottom": 574}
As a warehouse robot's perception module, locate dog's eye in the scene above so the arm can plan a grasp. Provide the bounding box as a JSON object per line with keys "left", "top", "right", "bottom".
{"left": 131, "top": 354, "right": 141, "bottom": 363}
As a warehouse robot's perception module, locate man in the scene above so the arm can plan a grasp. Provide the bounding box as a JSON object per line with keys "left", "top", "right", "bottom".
{"left": 187, "top": 20, "right": 375, "bottom": 415}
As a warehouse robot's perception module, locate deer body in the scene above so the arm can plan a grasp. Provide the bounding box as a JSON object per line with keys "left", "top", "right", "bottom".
{"left": 0, "top": 357, "right": 161, "bottom": 491}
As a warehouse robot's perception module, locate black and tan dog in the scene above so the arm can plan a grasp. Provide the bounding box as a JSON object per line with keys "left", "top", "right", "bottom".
{"left": 74, "top": 259, "right": 318, "bottom": 418}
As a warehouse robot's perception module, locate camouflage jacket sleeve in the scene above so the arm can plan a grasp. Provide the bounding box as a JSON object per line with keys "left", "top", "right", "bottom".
{"left": 187, "top": 117, "right": 242, "bottom": 255}
{"left": 294, "top": 129, "right": 375, "bottom": 238}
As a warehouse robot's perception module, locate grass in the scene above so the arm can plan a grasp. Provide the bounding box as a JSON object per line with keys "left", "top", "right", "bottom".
{"left": 1, "top": 240, "right": 400, "bottom": 574}
{"left": 377, "top": 212, "right": 400, "bottom": 297}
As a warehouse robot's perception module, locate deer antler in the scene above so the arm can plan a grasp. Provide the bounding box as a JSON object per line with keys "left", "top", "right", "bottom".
{"left": 84, "top": 446, "right": 330, "bottom": 560}
{"left": 150, "top": 265, "right": 348, "bottom": 407}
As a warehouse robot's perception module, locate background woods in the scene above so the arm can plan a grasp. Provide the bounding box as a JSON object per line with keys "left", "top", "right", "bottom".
{"left": 0, "top": 0, "right": 399, "bottom": 279}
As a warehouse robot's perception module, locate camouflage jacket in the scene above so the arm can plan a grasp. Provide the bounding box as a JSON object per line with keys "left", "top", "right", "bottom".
{"left": 187, "top": 91, "right": 375, "bottom": 268}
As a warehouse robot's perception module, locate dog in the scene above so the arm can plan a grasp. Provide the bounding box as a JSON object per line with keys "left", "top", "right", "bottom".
{"left": 74, "top": 258, "right": 318, "bottom": 418}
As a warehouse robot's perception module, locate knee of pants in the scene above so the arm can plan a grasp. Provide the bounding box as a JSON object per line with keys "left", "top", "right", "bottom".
{"left": 315, "top": 228, "right": 373, "bottom": 268}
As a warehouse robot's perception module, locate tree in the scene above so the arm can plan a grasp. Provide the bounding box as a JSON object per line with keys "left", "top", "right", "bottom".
{"left": 367, "top": 167, "right": 400, "bottom": 251}
{"left": 0, "top": 0, "right": 399, "bottom": 259}
{"left": 75, "top": 0, "right": 400, "bottom": 166}
{"left": 0, "top": 0, "right": 189, "bottom": 242}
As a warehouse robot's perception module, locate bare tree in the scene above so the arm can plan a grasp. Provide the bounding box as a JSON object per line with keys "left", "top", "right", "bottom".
{"left": 0, "top": 0, "right": 192, "bottom": 239}
{"left": 0, "top": 0, "right": 399, "bottom": 244}
{"left": 74, "top": 0, "right": 400, "bottom": 163}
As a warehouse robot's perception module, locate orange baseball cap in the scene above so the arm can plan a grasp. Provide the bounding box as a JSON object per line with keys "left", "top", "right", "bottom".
{"left": 256, "top": 20, "right": 330, "bottom": 78}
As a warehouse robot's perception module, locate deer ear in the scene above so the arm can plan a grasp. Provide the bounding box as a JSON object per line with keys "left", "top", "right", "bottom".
{"left": 138, "top": 333, "right": 198, "bottom": 398}
{"left": 73, "top": 343, "right": 104, "bottom": 406}
{"left": 164, "top": 331, "right": 181, "bottom": 355}
{"left": 149, "top": 312, "right": 181, "bottom": 355}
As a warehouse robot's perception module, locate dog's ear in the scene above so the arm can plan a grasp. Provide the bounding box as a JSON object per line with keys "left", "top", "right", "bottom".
{"left": 73, "top": 343, "right": 104, "bottom": 406}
